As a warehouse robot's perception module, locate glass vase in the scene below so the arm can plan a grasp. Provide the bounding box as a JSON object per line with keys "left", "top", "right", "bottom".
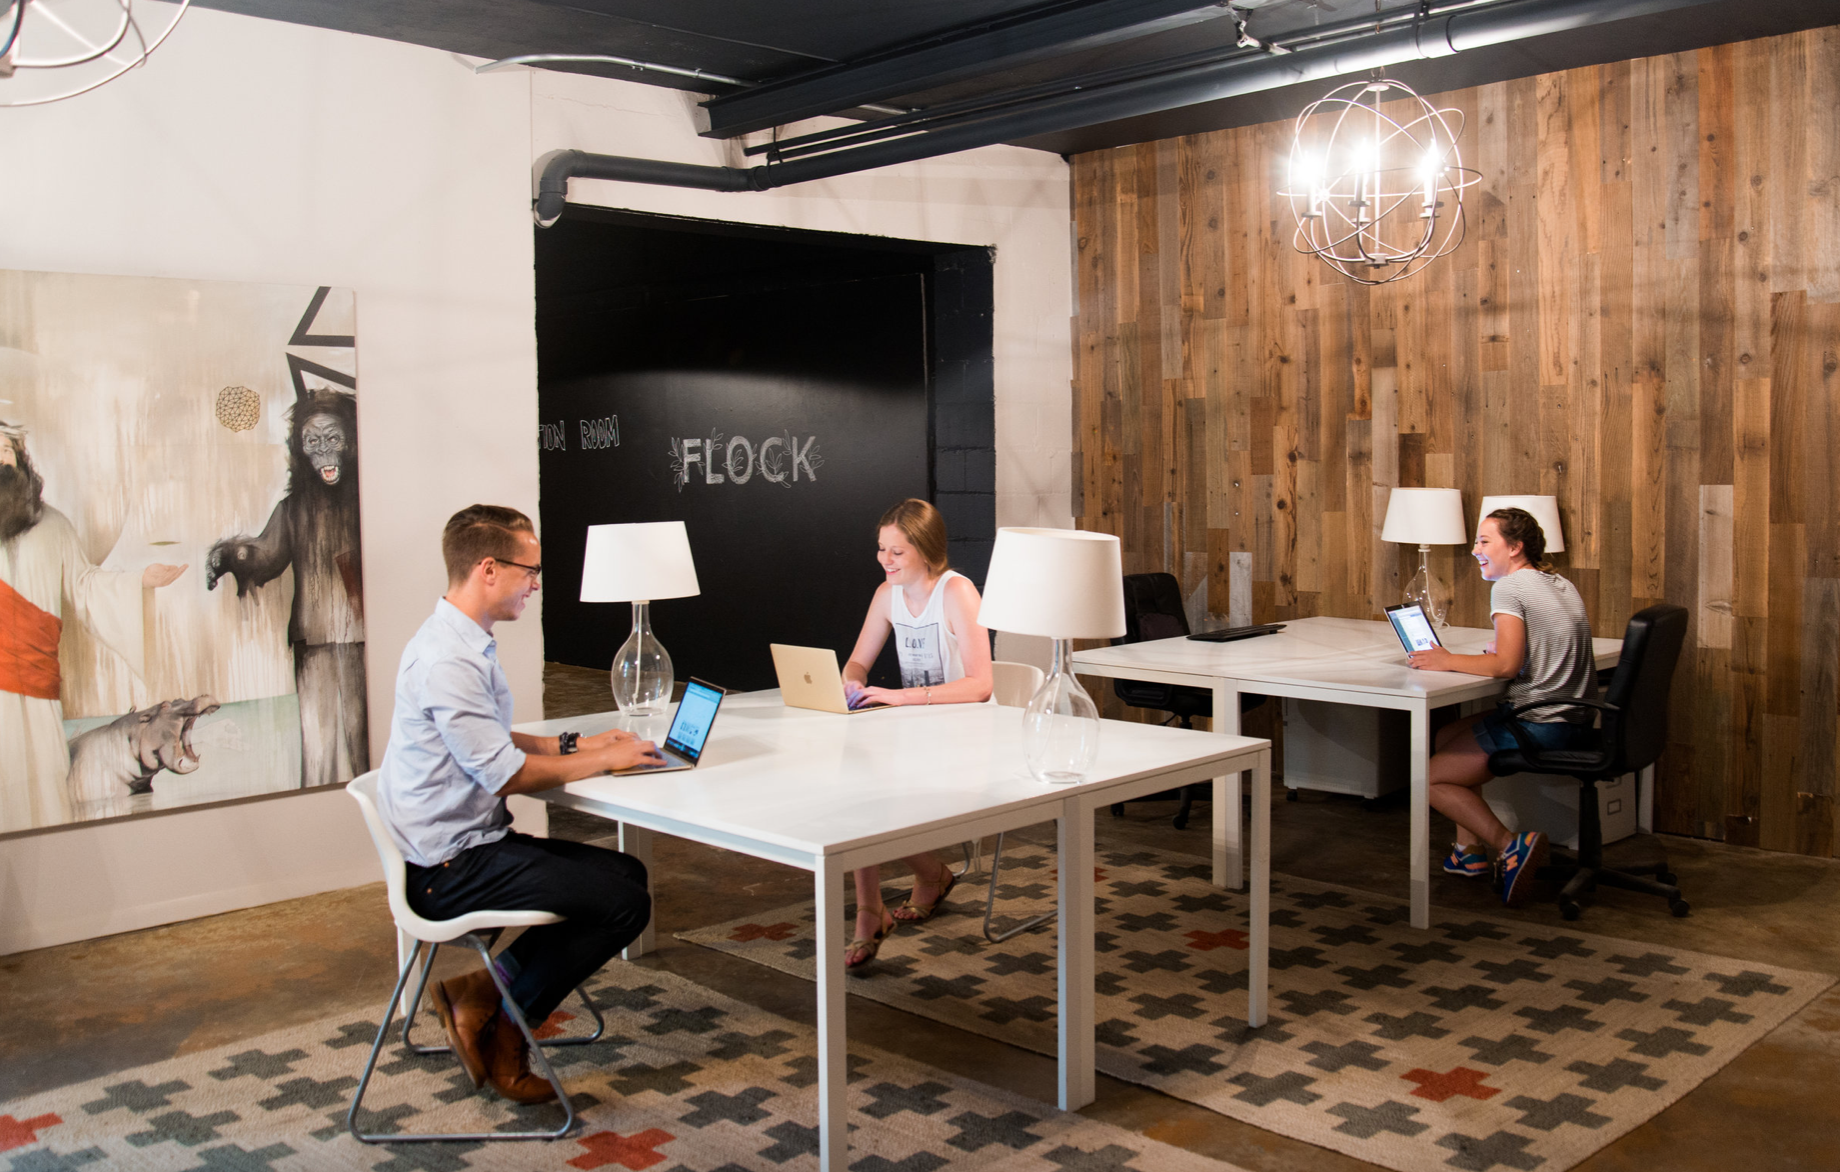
{"left": 611, "top": 600, "right": 673, "bottom": 716}
{"left": 1023, "top": 638, "right": 1101, "bottom": 785}
{"left": 1402, "top": 543, "right": 1450, "bottom": 629}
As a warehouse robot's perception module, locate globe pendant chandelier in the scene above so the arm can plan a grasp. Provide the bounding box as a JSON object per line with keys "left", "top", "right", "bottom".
{"left": 0, "top": 0, "right": 192, "bottom": 107}
{"left": 1279, "top": 75, "right": 1480, "bottom": 286}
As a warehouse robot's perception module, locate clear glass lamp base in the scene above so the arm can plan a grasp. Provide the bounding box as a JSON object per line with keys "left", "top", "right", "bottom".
{"left": 1403, "top": 546, "right": 1450, "bottom": 629}
{"left": 612, "top": 600, "right": 674, "bottom": 716}
{"left": 1023, "top": 639, "right": 1101, "bottom": 785}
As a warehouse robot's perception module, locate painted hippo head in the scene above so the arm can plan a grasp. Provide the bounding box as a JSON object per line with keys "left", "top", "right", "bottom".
{"left": 131, "top": 695, "right": 222, "bottom": 784}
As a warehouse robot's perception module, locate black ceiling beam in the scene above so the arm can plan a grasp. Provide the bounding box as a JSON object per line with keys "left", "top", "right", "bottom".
{"left": 698, "top": 0, "right": 1231, "bottom": 139}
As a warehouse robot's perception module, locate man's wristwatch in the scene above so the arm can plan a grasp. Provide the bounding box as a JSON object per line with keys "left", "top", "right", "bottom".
{"left": 557, "top": 731, "right": 580, "bottom": 755}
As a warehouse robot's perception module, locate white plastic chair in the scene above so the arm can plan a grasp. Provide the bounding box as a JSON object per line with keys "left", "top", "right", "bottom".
{"left": 345, "top": 772, "right": 605, "bottom": 1142}
{"left": 983, "top": 661, "right": 1057, "bottom": 943}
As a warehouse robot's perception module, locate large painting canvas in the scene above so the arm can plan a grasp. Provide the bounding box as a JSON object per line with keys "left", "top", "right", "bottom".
{"left": 0, "top": 270, "right": 365, "bottom": 832}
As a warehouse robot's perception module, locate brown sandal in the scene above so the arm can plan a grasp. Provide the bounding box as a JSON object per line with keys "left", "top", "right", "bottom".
{"left": 890, "top": 869, "right": 959, "bottom": 924}
{"left": 844, "top": 909, "right": 897, "bottom": 974}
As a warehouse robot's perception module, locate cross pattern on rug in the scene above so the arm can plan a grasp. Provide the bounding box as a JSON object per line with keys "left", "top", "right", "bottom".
{"left": 677, "top": 839, "right": 1832, "bottom": 1172}
{"left": 0, "top": 965, "right": 1247, "bottom": 1172}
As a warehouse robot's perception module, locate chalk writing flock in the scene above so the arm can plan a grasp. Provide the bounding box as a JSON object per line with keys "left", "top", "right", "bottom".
{"left": 669, "top": 432, "right": 822, "bottom": 490}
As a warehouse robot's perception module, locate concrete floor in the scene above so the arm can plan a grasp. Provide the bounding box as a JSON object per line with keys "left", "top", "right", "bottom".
{"left": 4, "top": 664, "right": 1837, "bottom": 1171}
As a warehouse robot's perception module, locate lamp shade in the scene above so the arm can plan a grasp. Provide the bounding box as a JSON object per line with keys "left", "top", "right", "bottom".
{"left": 1478, "top": 495, "right": 1565, "bottom": 553}
{"left": 579, "top": 521, "right": 701, "bottom": 603}
{"left": 978, "top": 527, "right": 1126, "bottom": 640}
{"left": 1380, "top": 487, "right": 1468, "bottom": 545}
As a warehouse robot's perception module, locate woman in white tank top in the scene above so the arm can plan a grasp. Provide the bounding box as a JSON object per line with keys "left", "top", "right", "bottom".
{"left": 839, "top": 499, "right": 993, "bottom": 972}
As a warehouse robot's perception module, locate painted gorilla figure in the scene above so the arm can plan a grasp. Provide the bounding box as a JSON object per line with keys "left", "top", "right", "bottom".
{"left": 207, "top": 388, "right": 368, "bottom": 788}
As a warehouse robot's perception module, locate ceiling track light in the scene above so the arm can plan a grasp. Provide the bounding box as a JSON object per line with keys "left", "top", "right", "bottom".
{"left": 1278, "top": 75, "right": 1480, "bottom": 286}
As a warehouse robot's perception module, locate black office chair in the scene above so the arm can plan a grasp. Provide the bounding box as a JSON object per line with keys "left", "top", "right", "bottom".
{"left": 1109, "top": 572, "right": 1265, "bottom": 829}
{"left": 1485, "top": 604, "right": 1689, "bottom": 922}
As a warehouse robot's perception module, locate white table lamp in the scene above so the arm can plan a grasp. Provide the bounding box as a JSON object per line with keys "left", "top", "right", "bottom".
{"left": 580, "top": 521, "right": 701, "bottom": 716}
{"left": 1380, "top": 487, "right": 1466, "bottom": 628}
{"left": 978, "top": 527, "right": 1126, "bottom": 785}
{"left": 1477, "top": 494, "right": 1565, "bottom": 554}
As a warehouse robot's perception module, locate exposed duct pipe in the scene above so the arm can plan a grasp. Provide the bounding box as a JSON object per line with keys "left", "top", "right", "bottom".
{"left": 533, "top": 0, "right": 1721, "bottom": 225}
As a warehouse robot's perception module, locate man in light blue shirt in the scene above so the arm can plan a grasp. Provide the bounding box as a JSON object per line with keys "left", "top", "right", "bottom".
{"left": 377, "top": 504, "right": 662, "bottom": 1104}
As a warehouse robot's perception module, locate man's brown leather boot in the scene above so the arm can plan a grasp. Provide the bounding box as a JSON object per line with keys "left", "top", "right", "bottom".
{"left": 483, "top": 1012, "right": 560, "bottom": 1105}
{"left": 429, "top": 967, "right": 498, "bottom": 1089}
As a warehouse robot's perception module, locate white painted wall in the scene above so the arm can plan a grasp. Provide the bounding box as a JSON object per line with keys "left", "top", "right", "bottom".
{"left": 0, "top": 7, "right": 1071, "bottom": 954}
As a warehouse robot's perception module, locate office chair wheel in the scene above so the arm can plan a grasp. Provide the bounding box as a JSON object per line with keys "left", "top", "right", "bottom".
{"left": 1559, "top": 898, "right": 1582, "bottom": 921}
{"left": 1656, "top": 870, "right": 1677, "bottom": 886}
{"left": 1669, "top": 898, "right": 1690, "bottom": 917}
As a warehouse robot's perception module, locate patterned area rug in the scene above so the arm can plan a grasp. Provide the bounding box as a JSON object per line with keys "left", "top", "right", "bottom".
{"left": 678, "top": 837, "right": 1833, "bottom": 1172}
{"left": 0, "top": 962, "right": 1246, "bottom": 1172}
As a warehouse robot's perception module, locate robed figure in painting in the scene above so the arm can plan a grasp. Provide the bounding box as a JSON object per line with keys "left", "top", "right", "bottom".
{"left": 0, "top": 423, "right": 186, "bottom": 832}
{"left": 207, "top": 386, "right": 368, "bottom": 788}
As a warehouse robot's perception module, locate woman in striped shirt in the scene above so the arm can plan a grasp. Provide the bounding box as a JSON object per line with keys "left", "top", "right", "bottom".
{"left": 1406, "top": 507, "right": 1597, "bottom": 907}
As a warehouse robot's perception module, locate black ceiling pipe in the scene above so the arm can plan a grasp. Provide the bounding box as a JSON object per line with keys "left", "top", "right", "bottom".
{"left": 534, "top": 0, "right": 1724, "bottom": 223}
{"left": 700, "top": 0, "right": 1234, "bottom": 140}
{"left": 534, "top": 150, "right": 760, "bottom": 225}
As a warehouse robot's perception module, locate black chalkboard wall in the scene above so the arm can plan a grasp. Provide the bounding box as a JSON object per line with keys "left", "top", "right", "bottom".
{"left": 536, "top": 211, "right": 990, "bottom": 693}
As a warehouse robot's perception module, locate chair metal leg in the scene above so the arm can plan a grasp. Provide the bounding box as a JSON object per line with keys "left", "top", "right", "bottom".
{"left": 951, "top": 839, "right": 982, "bottom": 879}
{"left": 347, "top": 932, "right": 578, "bottom": 1143}
{"left": 983, "top": 830, "right": 1056, "bottom": 943}
{"left": 402, "top": 942, "right": 607, "bottom": 1055}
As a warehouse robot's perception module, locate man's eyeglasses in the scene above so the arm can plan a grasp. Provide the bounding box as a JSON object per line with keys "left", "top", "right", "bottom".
{"left": 488, "top": 557, "right": 542, "bottom": 580}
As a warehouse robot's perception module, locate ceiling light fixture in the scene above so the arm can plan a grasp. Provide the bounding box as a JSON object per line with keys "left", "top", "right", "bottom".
{"left": 1278, "top": 73, "right": 1478, "bottom": 286}
{"left": 0, "top": 0, "right": 191, "bottom": 107}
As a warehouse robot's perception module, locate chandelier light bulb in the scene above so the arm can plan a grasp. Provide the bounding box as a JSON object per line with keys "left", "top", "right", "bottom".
{"left": 1279, "top": 77, "right": 1482, "bottom": 286}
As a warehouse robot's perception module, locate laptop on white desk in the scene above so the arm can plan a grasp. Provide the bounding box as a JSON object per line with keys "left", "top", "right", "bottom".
{"left": 607, "top": 678, "right": 726, "bottom": 774}
{"left": 770, "top": 644, "right": 891, "bottom": 713}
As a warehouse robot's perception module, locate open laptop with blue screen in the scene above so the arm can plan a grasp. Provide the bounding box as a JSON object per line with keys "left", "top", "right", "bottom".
{"left": 1385, "top": 602, "right": 1443, "bottom": 654}
{"left": 608, "top": 678, "right": 726, "bottom": 774}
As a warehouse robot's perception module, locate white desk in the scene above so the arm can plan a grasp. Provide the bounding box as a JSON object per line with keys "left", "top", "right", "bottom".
{"left": 519, "top": 692, "right": 1270, "bottom": 1172}
{"left": 1072, "top": 616, "right": 1621, "bottom": 930}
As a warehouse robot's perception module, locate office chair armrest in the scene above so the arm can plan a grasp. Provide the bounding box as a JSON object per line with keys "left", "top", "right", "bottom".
{"left": 1501, "top": 697, "right": 1618, "bottom": 721}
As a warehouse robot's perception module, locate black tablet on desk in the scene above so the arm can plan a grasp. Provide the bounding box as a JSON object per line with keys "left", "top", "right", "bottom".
{"left": 1385, "top": 603, "right": 1442, "bottom": 654}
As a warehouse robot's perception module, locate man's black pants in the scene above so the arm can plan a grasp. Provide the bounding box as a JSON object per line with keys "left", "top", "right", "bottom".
{"left": 405, "top": 832, "right": 650, "bottom": 1024}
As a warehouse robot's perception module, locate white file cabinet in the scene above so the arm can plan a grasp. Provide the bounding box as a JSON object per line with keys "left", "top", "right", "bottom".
{"left": 1281, "top": 698, "right": 1408, "bottom": 801}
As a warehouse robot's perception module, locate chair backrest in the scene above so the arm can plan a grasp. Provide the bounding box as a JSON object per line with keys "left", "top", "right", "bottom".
{"left": 1602, "top": 604, "right": 1689, "bottom": 775}
{"left": 991, "top": 660, "right": 1044, "bottom": 708}
{"left": 1118, "top": 572, "right": 1190, "bottom": 644}
{"left": 346, "top": 771, "right": 423, "bottom": 935}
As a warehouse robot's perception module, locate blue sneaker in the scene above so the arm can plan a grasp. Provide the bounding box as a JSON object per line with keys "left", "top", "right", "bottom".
{"left": 1443, "top": 845, "right": 1491, "bottom": 878}
{"left": 1498, "top": 831, "right": 1549, "bottom": 908}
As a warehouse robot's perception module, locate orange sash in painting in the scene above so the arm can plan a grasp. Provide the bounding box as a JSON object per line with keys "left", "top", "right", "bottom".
{"left": 0, "top": 576, "right": 61, "bottom": 700}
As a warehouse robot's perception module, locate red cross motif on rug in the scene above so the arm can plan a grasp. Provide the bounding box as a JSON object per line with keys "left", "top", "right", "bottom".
{"left": 1401, "top": 1066, "right": 1502, "bottom": 1103}
{"left": 1184, "top": 928, "right": 1250, "bottom": 952}
{"left": 0, "top": 1114, "right": 61, "bottom": 1153}
{"left": 534, "top": 1010, "right": 576, "bottom": 1040}
{"left": 568, "top": 1128, "right": 676, "bottom": 1170}
{"left": 729, "top": 922, "right": 801, "bottom": 943}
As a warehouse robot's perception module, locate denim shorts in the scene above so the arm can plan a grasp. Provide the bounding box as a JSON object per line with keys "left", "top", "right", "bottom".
{"left": 1473, "top": 704, "right": 1598, "bottom": 754}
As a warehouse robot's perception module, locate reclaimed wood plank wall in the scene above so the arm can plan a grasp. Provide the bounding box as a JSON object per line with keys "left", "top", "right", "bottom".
{"left": 1070, "top": 27, "right": 1840, "bottom": 856}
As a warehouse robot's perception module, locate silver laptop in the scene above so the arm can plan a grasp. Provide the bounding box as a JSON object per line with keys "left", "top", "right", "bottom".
{"left": 607, "top": 678, "right": 726, "bottom": 774}
{"left": 769, "top": 644, "right": 890, "bottom": 714}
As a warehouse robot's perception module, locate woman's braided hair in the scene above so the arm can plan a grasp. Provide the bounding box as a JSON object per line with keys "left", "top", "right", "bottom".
{"left": 1485, "top": 506, "right": 1555, "bottom": 572}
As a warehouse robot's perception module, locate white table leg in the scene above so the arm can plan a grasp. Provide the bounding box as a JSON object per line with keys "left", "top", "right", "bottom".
{"left": 1058, "top": 799, "right": 1096, "bottom": 1111}
{"left": 1409, "top": 703, "right": 1431, "bottom": 930}
{"left": 618, "top": 823, "right": 657, "bottom": 960}
{"left": 814, "top": 862, "right": 848, "bottom": 1172}
{"left": 1248, "top": 749, "right": 1271, "bottom": 1027}
{"left": 1211, "top": 680, "right": 1244, "bottom": 890}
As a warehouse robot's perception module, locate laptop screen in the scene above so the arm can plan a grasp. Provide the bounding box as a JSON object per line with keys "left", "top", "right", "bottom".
{"left": 1386, "top": 603, "right": 1442, "bottom": 653}
{"left": 664, "top": 680, "right": 723, "bottom": 763}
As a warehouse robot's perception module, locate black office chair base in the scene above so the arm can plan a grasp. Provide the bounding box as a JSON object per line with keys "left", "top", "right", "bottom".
{"left": 1531, "top": 842, "right": 1688, "bottom": 921}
